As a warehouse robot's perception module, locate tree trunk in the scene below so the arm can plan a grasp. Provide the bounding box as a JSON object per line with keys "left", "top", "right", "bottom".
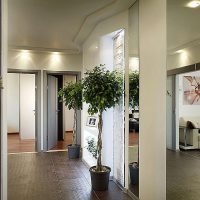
{"left": 72, "top": 109, "right": 77, "bottom": 145}
{"left": 96, "top": 111, "right": 103, "bottom": 171}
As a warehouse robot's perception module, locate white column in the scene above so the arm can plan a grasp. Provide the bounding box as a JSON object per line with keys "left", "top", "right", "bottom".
{"left": 139, "top": 0, "right": 166, "bottom": 199}
{"left": 1, "top": 0, "right": 8, "bottom": 199}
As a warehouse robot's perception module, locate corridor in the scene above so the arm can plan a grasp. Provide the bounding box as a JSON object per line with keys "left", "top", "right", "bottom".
{"left": 8, "top": 152, "right": 132, "bottom": 200}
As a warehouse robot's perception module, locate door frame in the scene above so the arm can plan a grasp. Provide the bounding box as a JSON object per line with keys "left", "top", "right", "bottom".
{"left": 166, "top": 75, "right": 177, "bottom": 150}
{"left": 7, "top": 69, "right": 42, "bottom": 152}
{"left": 43, "top": 70, "right": 81, "bottom": 151}
{"left": 0, "top": 0, "right": 2, "bottom": 198}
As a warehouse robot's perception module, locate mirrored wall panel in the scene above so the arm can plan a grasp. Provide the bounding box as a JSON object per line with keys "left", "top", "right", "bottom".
{"left": 113, "top": 30, "right": 125, "bottom": 186}
{"left": 128, "top": 0, "right": 139, "bottom": 197}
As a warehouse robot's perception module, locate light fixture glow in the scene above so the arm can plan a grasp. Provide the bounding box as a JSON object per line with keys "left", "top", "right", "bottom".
{"left": 187, "top": 1, "right": 200, "bottom": 8}
{"left": 175, "top": 49, "right": 185, "bottom": 54}
{"left": 20, "top": 49, "right": 30, "bottom": 60}
{"left": 53, "top": 52, "right": 59, "bottom": 55}
{"left": 50, "top": 52, "right": 61, "bottom": 67}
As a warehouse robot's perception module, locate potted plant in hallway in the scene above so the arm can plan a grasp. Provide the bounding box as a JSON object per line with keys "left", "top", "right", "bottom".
{"left": 83, "top": 65, "right": 123, "bottom": 191}
{"left": 58, "top": 80, "right": 83, "bottom": 159}
{"left": 129, "top": 70, "right": 139, "bottom": 185}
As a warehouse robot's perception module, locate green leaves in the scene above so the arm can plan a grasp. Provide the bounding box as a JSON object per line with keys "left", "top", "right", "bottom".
{"left": 86, "top": 137, "right": 97, "bottom": 159}
{"left": 58, "top": 65, "right": 124, "bottom": 116}
{"left": 58, "top": 80, "right": 83, "bottom": 110}
{"left": 129, "top": 71, "right": 139, "bottom": 108}
{"left": 83, "top": 65, "right": 124, "bottom": 115}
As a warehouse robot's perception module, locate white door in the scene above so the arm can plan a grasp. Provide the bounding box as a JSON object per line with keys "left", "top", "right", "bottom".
{"left": 47, "top": 75, "right": 58, "bottom": 150}
{"left": 20, "top": 74, "right": 35, "bottom": 140}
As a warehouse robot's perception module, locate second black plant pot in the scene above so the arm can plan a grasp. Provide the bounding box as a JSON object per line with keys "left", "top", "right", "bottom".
{"left": 67, "top": 144, "right": 80, "bottom": 159}
{"left": 89, "top": 166, "right": 111, "bottom": 191}
{"left": 129, "top": 162, "right": 139, "bottom": 185}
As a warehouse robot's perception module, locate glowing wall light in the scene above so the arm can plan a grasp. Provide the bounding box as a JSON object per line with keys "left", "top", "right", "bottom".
{"left": 49, "top": 52, "right": 62, "bottom": 68}
{"left": 20, "top": 50, "right": 30, "bottom": 60}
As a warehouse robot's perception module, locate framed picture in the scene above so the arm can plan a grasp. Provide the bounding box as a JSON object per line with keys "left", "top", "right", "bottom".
{"left": 86, "top": 116, "right": 98, "bottom": 127}
{"left": 183, "top": 76, "right": 200, "bottom": 105}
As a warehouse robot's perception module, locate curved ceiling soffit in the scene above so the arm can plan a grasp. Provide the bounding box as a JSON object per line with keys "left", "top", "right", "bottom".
{"left": 168, "top": 37, "right": 200, "bottom": 55}
{"left": 74, "top": 0, "right": 136, "bottom": 48}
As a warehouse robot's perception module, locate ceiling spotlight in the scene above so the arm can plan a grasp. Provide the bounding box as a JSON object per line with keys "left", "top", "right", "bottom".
{"left": 53, "top": 52, "right": 59, "bottom": 55}
{"left": 175, "top": 49, "right": 185, "bottom": 54}
{"left": 187, "top": 1, "right": 200, "bottom": 8}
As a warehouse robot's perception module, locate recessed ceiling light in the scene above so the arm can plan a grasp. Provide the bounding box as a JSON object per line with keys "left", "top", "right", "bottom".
{"left": 175, "top": 49, "right": 185, "bottom": 54}
{"left": 53, "top": 52, "right": 59, "bottom": 55}
{"left": 187, "top": 1, "right": 200, "bottom": 8}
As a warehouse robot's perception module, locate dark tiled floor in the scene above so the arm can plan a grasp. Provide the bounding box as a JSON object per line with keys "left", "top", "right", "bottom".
{"left": 8, "top": 152, "right": 132, "bottom": 200}
{"left": 167, "top": 150, "right": 200, "bottom": 200}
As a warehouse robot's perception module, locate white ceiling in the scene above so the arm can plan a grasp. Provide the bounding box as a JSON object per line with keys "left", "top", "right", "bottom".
{"left": 9, "top": 0, "right": 198, "bottom": 54}
{"left": 168, "top": 0, "right": 200, "bottom": 52}
{"left": 8, "top": 0, "right": 135, "bottom": 53}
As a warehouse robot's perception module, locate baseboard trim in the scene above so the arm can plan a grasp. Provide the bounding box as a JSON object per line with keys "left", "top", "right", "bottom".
{"left": 82, "top": 158, "right": 90, "bottom": 169}
{"left": 112, "top": 177, "right": 124, "bottom": 191}
{"left": 112, "top": 177, "right": 139, "bottom": 200}
{"left": 127, "top": 189, "right": 139, "bottom": 200}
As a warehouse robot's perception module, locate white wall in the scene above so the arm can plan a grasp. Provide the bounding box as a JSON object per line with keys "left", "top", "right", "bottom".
{"left": 20, "top": 74, "right": 35, "bottom": 139}
{"left": 139, "top": 0, "right": 166, "bottom": 200}
{"left": 63, "top": 75, "right": 76, "bottom": 132}
{"left": 8, "top": 50, "right": 82, "bottom": 71}
{"left": 129, "top": 1, "right": 139, "bottom": 57}
{"left": 7, "top": 50, "right": 82, "bottom": 150}
{"left": 178, "top": 71, "right": 200, "bottom": 118}
{"left": 7, "top": 73, "right": 19, "bottom": 133}
{"left": 82, "top": 10, "right": 129, "bottom": 179}
{"left": 167, "top": 45, "right": 200, "bottom": 70}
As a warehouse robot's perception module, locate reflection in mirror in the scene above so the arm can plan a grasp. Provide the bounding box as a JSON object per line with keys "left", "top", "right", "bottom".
{"left": 128, "top": 0, "right": 139, "bottom": 198}
{"left": 113, "top": 29, "right": 125, "bottom": 186}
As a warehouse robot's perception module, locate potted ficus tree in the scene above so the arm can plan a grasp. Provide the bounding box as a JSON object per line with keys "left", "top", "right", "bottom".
{"left": 129, "top": 71, "right": 139, "bottom": 185}
{"left": 58, "top": 80, "right": 83, "bottom": 159}
{"left": 83, "top": 65, "right": 123, "bottom": 191}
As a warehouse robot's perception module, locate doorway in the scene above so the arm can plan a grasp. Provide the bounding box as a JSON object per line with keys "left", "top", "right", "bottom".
{"left": 43, "top": 71, "right": 81, "bottom": 151}
{"left": 7, "top": 73, "right": 36, "bottom": 153}
{"left": 7, "top": 69, "right": 41, "bottom": 153}
{"left": 167, "top": 64, "right": 200, "bottom": 200}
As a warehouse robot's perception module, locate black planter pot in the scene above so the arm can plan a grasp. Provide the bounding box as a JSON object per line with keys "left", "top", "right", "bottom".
{"left": 67, "top": 144, "right": 80, "bottom": 159}
{"left": 129, "top": 162, "right": 139, "bottom": 185}
{"left": 89, "top": 166, "right": 111, "bottom": 191}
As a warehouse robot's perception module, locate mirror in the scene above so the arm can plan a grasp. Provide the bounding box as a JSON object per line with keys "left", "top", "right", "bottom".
{"left": 128, "top": 0, "right": 139, "bottom": 197}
